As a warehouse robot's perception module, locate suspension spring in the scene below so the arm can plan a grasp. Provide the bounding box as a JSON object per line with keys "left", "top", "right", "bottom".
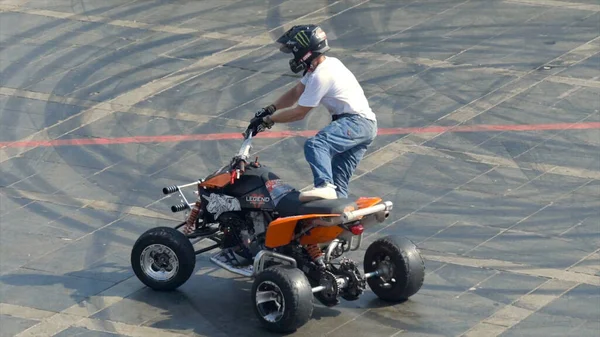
{"left": 306, "top": 244, "right": 324, "bottom": 262}
{"left": 183, "top": 200, "right": 201, "bottom": 234}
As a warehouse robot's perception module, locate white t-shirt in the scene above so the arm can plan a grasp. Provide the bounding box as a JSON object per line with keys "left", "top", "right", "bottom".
{"left": 298, "top": 56, "right": 376, "bottom": 121}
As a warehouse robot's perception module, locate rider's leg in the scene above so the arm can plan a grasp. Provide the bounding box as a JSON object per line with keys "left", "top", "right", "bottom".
{"left": 301, "top": 127, "right": 339, "bottom": 201}
{"left": 301, "top": 115, "right": 376, "bottom": 201}
{"left": 331, "top": 144, "right": 368, "bottom": 199}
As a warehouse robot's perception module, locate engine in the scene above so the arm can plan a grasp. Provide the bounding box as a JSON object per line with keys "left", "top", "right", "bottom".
{"left": 218, "top": 211, "right": 267, "bottom": 260}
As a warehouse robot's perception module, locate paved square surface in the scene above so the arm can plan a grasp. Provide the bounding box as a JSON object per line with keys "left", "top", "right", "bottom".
{"left": 1, "top": 0, "right": 599, "bottom": 336}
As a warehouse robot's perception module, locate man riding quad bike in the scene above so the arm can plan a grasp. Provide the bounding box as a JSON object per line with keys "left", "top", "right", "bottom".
{"left": 247, "top": 24, "right": 378, "bottom": 202}
{"left": 130, "top": 25, "right": 425, "bottom": 333}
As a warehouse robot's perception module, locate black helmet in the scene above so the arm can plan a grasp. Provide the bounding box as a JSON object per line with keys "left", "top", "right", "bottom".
{"left": 276, "top": 24, "right": 330, "bottom": 74}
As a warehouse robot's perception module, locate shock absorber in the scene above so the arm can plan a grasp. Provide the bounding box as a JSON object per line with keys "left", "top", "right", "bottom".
{"left": 306, "top": 244, "right": 325, "bottom": 267}
{"left": 183, "top": 199, "right": 202, "bottom": 234}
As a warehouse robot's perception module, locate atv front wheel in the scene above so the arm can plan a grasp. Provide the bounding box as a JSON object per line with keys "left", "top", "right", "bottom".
{"left": 131, "top": 226, "right": 196, "bottom": 291}
{"left": 364, "top": 235, "right": 425, "bottom": 302}
{"left": 251, "top": 265, "right": 313, "bottom": 333}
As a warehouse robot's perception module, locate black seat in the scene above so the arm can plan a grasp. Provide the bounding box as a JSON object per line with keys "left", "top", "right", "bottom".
{"left": 275, "top": 191, "right": 358, "bottom": 217}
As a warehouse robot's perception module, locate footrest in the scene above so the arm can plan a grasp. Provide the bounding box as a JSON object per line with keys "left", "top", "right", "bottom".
{"left": 210, "top": 250, "right": 254, "bottom": 277}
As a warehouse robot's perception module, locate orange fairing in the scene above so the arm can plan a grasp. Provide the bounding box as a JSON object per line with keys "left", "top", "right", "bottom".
{"left": 265, "top": 214, "right": 340, "bottom": 248}
{"left": 356, "top": 197, "right": 382, "bottom": 209}
{"left": 299, "top": 226, "right": 343, "bottom": 245}
{"left": 199, "top": 172, "right": 231, "bottom": 188}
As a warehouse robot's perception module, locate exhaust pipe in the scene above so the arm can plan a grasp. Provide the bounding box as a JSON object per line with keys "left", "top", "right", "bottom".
{"left": 342, "top": 201, "right": 393, "bottom": 222}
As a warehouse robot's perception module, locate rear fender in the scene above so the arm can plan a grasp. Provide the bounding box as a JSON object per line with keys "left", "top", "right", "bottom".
{"left": 356, "top": 197, "right": 382, "bottom": 209}
{"left": 264, "top": 200, "right": 392, "bottom": 248}
{"left": 298, "top": 226, "right": 344, "bottom": 245}
{"left": 264, "top": 214, "right": 340, "bottom": 248}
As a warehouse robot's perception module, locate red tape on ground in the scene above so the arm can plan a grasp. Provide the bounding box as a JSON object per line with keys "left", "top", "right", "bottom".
{"left": 1, "top": 122, "right": 599, "bottom": 148}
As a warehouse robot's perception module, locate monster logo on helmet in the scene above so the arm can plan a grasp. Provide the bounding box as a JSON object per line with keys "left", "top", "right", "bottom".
{"left": 276, "top": 24, "right": 330, "bottom": 75}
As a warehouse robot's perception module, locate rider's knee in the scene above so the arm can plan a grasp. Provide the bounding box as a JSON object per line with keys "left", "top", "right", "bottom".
{"left": 304, "top": 136, "right": 324, "bottom": 152}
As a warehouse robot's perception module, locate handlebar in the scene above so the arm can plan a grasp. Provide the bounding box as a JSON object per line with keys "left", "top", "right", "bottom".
{"left": 238, "top": 130, "right": 253, "bottom": 156}
{"left": 230, "top": 117, "right": 269, "bottom": 174}
{"left": 227, "top": 128, "right": 253, "bottom": 175}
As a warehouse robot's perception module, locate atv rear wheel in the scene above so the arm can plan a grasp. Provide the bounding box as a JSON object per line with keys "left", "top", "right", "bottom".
{"left": 251, "top": 265, "right": 313, "bottom": 333}
{"left": 364, "top": 235, "right": 425, "bottom": 302}
{"left": 131, "top": 226, "right": 196, "bottom": 291}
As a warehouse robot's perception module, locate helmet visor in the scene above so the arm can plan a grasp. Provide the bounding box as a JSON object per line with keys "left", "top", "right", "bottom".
{"left": 278, "top": 42, "right": 293, "bottom": 54}
{"left": 276, "top": 26, "right": 299, "bottom": 54}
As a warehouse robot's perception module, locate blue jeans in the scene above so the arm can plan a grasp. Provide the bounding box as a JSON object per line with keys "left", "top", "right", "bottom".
{"left": 304, "top": 114, "right": 377, "bottom": 198}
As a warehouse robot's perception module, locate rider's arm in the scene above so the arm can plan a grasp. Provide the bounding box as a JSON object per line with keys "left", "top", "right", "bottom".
{"left": 268, "top": 105, "right": 312, "bottom": 123}
{"left": 273, "top": 82, "right": 305, "bottom": 110}
{"left": 266, "top": 74, "right": 328, "bottom": 124}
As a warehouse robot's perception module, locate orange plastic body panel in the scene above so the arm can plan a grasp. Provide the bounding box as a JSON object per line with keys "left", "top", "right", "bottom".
{"left": 199, "top": 172, "right": 231, "bottom": 188}
{"left": 299, "top": 226, "right": 344, "bottom": 245}
{"left": 265, "top": 214, "right": 340, "bottom": 248}
{"left": 356, "top": 197, "right": 382, "bottom": 209}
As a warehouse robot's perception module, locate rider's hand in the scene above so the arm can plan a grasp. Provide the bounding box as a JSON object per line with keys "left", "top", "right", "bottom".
{"left": 255, "top": 104, "right": 276, "bottom": 119}
{"left": 242, "top": 105, "right": 276, "bottom": 138}
{"left": 248, "top": 115, "right": 274, "bottom": 134}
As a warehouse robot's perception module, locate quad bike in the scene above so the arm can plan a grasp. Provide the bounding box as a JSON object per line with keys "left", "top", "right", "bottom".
{"left": 130, "top": 120, "right": 425, "bottom": 333}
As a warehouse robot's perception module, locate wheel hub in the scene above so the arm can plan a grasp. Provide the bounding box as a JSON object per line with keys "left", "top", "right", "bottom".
{"left": 255, "top": 281, "right": 285, "bottom": 323}
{"left": 372, "top": 255, "right": 396, "bottom": 287}
{"left": 140, "top": 244, "right": 179, "bottom": 281}
{"left": 338, "top": 259, "right": 365, "bottom": 300}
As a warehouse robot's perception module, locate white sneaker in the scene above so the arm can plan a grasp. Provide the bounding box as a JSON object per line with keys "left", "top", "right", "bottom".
{"left": 299, "top": 183, "right": 338, "bottom": 202}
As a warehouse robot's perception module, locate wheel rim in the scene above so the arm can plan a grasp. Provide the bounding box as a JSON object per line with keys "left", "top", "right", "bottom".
{"left": 140, "top": 244, "right": 179, "bottom": 282}
{"left": 255, "top": 281, "right": 285, "bottom": 323}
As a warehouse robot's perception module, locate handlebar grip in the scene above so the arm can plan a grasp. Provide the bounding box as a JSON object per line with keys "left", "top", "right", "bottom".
{"left": 239, "top": 161, "right": 245, "bottom": 172}
{"left": 163, "top": 185, "right": 178, "bottom": 194}
{"left": 171, "top": 203, "right": 189, "bottom": 212}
